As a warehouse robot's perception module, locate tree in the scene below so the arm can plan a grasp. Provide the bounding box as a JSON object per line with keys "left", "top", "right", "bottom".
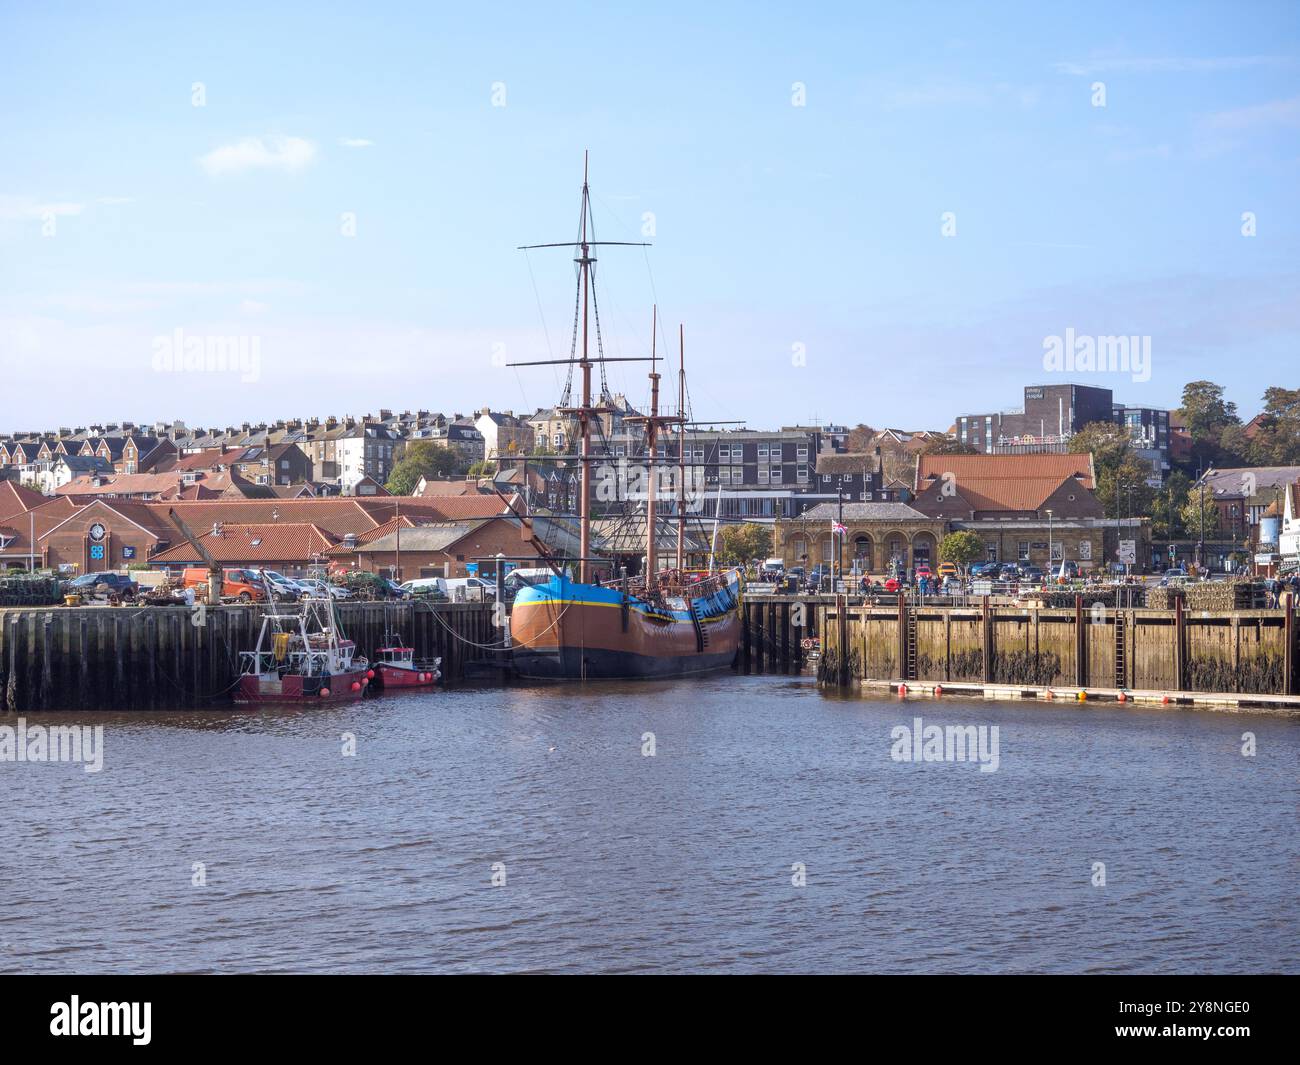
{"left": 920, "top": 438, "right": 978, "bottom": 456}
{"left": 467, "top": 460, "right": 497, "bottom": 477}
{"left": 715, "top": 523, "right": 773, "bottom": 568}
{"left": 845, "top": 424, "right": 876, "bottom": 452}
{"left": 1069, "top": 422, "right": 1155, "bottom": 518}
{"left": 1247, "top": 387, "right": 1300, "bottom": 465}
{"left": 938, "top": 531, "right": 983, "bottom": 573}
{"left": 385, "top": 441, "right": 459, "bottom": 494}
{"left": 1177, "top": 380, "right": 1241, "bottom": 469}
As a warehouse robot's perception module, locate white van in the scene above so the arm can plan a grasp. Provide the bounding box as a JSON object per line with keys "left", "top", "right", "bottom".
{"left": 438, "top": 576, "right": 491, "bottom": 601}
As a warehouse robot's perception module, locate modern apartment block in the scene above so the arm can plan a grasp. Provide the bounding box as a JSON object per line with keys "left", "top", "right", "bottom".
{"left": 955, "top": 383, "right": 1170, "bottom": 484}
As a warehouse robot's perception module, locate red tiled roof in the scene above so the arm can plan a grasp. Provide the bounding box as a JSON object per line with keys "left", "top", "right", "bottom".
{"left": 915, "top": 452, "right": 1095, "bottom": 491}
{"left": 148, "top": 522, "right": 339, "bottom": 564}
{"left": 0, "top": 480, "right": 47, "bottom": 520}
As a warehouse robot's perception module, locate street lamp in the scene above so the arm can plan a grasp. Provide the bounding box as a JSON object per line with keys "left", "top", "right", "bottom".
{"left": 1046, "top": 508, "right": 1054, "bottom": 577}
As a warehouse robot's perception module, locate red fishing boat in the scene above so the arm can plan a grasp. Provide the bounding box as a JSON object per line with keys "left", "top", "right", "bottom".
{"left": 371, "top": 633, "right": 441, "bottom": 689}
{"left": 235, "top": 592, "right": 371, "bottom": 705}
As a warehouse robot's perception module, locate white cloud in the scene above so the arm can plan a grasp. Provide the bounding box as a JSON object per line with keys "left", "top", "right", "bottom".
{"left": 339, "top": 137, "right": 374, "bottom": 148}
{"left": 1204, "top": 95, "right": 1300, "bottom": 131}
{"left": 199, "top": 135, "right": 317, "bottom": 177}
{"left": 1055, "top": 56, "right": 1291, "bottom": 76}
{"left": 0, "top": 195, "right": 85, "bottom": 221}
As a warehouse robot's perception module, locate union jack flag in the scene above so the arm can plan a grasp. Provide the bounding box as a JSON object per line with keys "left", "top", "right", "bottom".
{"left": 831, "top": 519, "right": 847, "bottom": 536}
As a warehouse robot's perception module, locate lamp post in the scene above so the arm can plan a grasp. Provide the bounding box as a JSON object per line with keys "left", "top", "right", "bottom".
{"left": 1046, "top": 508, "right": 1054, "bottom": 578}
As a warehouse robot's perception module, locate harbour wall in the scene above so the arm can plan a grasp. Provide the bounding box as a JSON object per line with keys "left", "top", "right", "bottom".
{"left": 0, "top": 601, "right": 497, "bottom": 712}
{"left": 818, "top": 595, "right": 1299, "bottom": 699}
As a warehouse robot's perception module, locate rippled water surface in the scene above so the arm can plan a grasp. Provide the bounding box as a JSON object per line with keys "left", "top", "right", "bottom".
{"left": 1, "top": 675, "right": 1296, "bottom": 973}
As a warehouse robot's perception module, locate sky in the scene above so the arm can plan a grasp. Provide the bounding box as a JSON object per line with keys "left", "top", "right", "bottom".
{"left": 1, "top": 1, "right": 1297, "bottom": 435}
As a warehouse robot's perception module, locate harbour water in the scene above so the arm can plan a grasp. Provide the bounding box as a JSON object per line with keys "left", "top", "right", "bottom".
{"left": 1, "top": 675, "right": 1296, "bottom": 974}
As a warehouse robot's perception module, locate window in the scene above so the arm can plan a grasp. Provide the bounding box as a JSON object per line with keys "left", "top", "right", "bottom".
{"left": 823, "top": 473, "right": 831, "bottom": 483}
{"left": 771, "top": 445, "right": 782, "bottom": 461}
{"left": 791, "top": 537, "right": 807, "bottom": 559}
{"left": 797, "top": 465, "right": 809, "bottom": 484}
{"left": 731, "top": 466, "right": 742, "bottom": 484}
{"left": 1018, "top": 541, "right": 1030, "bottom": 561}
{"left": 986, "top": 542, "right": 998, "bottom": 561}
{"left": 719, "top": 467, "right": 732, "bottom": 484}
{"left": 770, "top": 466, "right": 782, "bottom": 484}
{"left": 797, "top": 446, "right": 808, "bottom": 461}
{"left": 757, "top": 445, "right": 769, "bottom": 460}
{"left": 758, "top": 466, "right": 769, "bottom": 484}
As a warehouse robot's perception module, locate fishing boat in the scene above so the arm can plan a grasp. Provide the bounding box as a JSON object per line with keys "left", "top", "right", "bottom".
{"left": 507, "top": 155, "right": 744, "bottom": 680}
{"left": 234, "top": 592, "right": 371, "bottom": 704}
{"left": 371, "top": 633, "right": 441, "bottom": 689}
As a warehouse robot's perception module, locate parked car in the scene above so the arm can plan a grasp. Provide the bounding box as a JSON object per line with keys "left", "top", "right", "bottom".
{"left": 806, "top": 566, "right": 828, "bottom": 591}
{"left": 1019, "top": 566, "right": 1045, "bottom": 582}
{"left": 503, "top": 567, "right": 554, "bottom": 603}
{"left": 399, "top": 578, "right": 447, "bottom": 600}
{"left": 247, "top": 568, "right": 301, "bottom": 602}
{"left": 293, "top": 578, "right": 352, "bottom": 600}
{"left": 180, "top": 567, "right": 267, "bottom": 602}
{"left": 914, "top": 562, "right": 933, "bottom": 579}
{"left": 760, "top": 557, "right": 785, "bottom": 580}
{"left": 937, "top": 561, "right": 957, "bottom": 578}
{"left": 970, "top": 562, "right": 1000, "bottom": 577}
{"left": 66, "top": 571, "right": 139, "bottom": 600}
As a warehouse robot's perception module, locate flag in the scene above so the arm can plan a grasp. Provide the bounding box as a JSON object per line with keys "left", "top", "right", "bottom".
{"left": 831, "top": 520, "right": 847, "bottom": 536}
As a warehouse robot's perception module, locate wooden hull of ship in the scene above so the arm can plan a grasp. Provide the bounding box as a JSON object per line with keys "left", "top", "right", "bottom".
{"left": 509, "top": 571, "right": 742, "bottom": 681}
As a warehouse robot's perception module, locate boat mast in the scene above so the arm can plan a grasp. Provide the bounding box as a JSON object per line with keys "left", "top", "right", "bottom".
{"left": 578, "top": 151, "right": 593, "bottom": 584}
{"left": 645, "top": 308, "right": 660, "bottom": 581}
{"left": 676, "top": 324, "right": 686, "bottom": 573}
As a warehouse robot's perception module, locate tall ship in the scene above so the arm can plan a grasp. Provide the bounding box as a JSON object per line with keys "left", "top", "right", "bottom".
{"left": 507, "top": 156, "right": 744, "bottom": 680}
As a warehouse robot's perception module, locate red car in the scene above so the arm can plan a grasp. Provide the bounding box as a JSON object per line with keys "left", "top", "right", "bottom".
{"left": 914, "top": 563, "right": 933, "bottom": 579}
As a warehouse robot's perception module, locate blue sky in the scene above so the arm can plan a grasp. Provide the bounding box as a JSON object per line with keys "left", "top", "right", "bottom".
{"left": 1, "top": 1, "right": 1297, "bottom": 433}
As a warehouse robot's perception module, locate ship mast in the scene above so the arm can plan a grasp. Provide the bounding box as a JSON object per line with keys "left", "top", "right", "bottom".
{"left": 578, "top": 152, "right": 593, "bottom": 583}
{"left": 645, "top": 309, "right": 660, "bottom": 581}
{"left": 676, "top": 324, "right": 686, "bottom": 572}
{"left": 509, "top": 152, "right": 652, "bottom": 585}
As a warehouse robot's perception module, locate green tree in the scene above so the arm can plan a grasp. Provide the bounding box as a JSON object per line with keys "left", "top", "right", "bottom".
{"left": 1247, "top": 387, "right": 1300, "bottom": 465}
{"left": 938, "top": 531, "right": 984, "bottom": 573}
{"left": 467, "top": 460, "right": 497, "bottom": 477}
{"left": 1177, "top": 380, "right": 1241, "bottom": 469}
{"left": 715, "top": 523, "right": 773, "bottom": 567}
{"left": 1070, "top": 422, "right": 1155, "bottom": 518}
{"left": 385, "top": 441, "right": 459, "bottom": 494}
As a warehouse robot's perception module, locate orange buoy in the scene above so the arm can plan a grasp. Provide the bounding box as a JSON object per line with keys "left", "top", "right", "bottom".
{"left": 1117, "top": 691, "right": 1127, "bottom": 703}
{"left": 1161, "top": 695, "right": 1171, "bottom": 704}
{"left": 1045, "top": 689, "right": 1054, "bottom": 700}
{"left": 898, "top": 683, "right": 908, "bottom": 696}
{"left": 934, "top": 685, "right": 943, "bottom": 696}
{"left": 1077, "top": 690, "right": 1087, "bottom": 702}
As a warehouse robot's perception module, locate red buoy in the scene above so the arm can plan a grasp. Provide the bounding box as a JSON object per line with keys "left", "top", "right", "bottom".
{"left": 351, "top": 681, "right": 361, "bottom": 692}
{"left": 898, "top": 683, "right": 908, "bottom": 696}
{"left": 934, "top": 685, "right": 943, "bottom": 696}
{"left": 1045, "top": 690, "right": 1054, "bottom": 700}
{"left": 1117, "top": 691, "right": 1127, "bottom": 703}
{"left": 366, "top": 669, "right": 375, "bottom": 679}
{"left": 319, "top": 687, "right": 330, "bottom": 698}
{"left": 1161, "top": 695, "right": 1171, "bottom": 704}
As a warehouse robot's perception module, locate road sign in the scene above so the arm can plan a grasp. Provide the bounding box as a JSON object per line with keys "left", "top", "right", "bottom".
{"left": 1118, "top": 540, "right": 1136, "bottom": 565}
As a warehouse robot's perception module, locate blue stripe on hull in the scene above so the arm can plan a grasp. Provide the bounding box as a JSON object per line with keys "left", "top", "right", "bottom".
{"left": 512, "top": 645, "right": 738, "bottom": 680}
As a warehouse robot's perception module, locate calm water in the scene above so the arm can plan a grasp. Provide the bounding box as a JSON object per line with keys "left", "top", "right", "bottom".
{"left": 1, "top": 675, "right": 1296, "bottom": 974}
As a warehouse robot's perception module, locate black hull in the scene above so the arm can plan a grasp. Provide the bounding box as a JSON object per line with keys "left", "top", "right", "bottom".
{"left": 512, "top": 645, "right": 738, "bottom": 680}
